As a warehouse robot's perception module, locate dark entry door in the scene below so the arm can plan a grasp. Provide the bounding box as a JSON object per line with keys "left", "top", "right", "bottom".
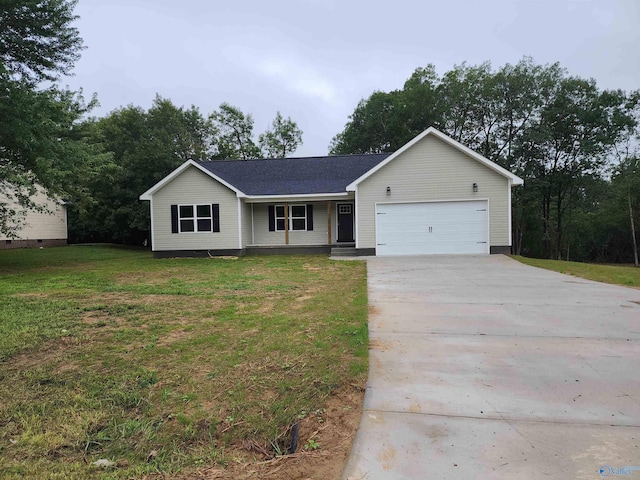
{"left": 337, "top": 203, "right": 354, "bottom": 242}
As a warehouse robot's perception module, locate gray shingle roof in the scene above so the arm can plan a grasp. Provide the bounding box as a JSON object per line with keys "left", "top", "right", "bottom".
{"left": 199, "top": 154, "right": 390, "bottom": 196}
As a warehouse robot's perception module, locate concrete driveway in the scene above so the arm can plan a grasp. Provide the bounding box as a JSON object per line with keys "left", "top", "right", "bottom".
{"left": 343, "top": 255, "right": 640, "bottom": 480}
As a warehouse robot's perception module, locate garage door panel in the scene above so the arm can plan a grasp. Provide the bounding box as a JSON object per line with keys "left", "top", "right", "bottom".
{"left": 375, "top": 201, "right": 488, "bottom": 256}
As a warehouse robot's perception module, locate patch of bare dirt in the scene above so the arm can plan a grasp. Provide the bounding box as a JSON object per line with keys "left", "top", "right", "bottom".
{"left": 8, "top": 335, "right": 80, "bottom": 371}
{"left": 12, "top": 292, "right": 49, "bottom": 298}
{"left": 302, "top": 264, "right": 323, "bottom": 272}
{"left": 369, "top": 338, "right": 394, "bottom": 352}
{"left": 152, "top": 381, "right": 366, "bottom": 480}
{"left": 81, "top": 310, "right": 114, "bottom": 326}
{"left": 237, "top": 300, "right": 276, "bottom": 316}
{"left": 151, "top": 329, "right": 193, "bottom": 348}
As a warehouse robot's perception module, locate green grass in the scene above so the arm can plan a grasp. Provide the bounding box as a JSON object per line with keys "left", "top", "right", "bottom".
{"left": 0, "top": 245, "right": 368, "bottom": 479}
{"left": 512, "top": 256, "right": 640, "bottom": 288}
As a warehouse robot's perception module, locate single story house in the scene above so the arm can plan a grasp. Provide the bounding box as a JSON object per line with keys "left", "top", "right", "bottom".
{"left": 140, "top": 127, "right": 523, "bottom": 258}
{"left": 0, "top": 189, "right": 68, "bottom": 250}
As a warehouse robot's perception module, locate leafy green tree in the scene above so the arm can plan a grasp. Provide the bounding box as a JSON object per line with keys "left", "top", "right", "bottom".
{"left": 594, "top": 160, "right": 640, "bottom": 265}
{"left": 68, "top": 97, "right": 215, "bottom": 244}
{"left": 609, "top": 93, "right": 640, "bottom": 265}
{"left": 515, "top": 78, "right": 630, "bottom": 259}
{"left": 330, "top": 90, "right": 411, "bottom": 154}
{"left": 210, "top": 103, "right": 261, "bottom": 160}
{"left": 258, "top": 112, "right": 303, "bottom": 158}
{"left": 399, "top": 65, "right": 442, "bottom": 139}
{"left": 0, "top": 77, "right": 100, "bottom": 236}
{"left": 436, "top": 62, "right": 495, "bottom": 146}
{"left": 611, "top": 157, "right": 640, "bottom": 265}
{"left": 0, "top": 0, "right": 83, "bottom": 83}
{"left": 0, "top": 0, "right": 95, "bottom": 237}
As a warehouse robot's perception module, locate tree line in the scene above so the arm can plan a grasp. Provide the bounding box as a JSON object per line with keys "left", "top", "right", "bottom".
{"left": 2, "top": 1, "right": 638, "bottom": 263}
{"left": 331, "top": 60, "right": 640, "bottom": 264}
{"left": 69, "top": 98, "right": 302, "bottom": 244}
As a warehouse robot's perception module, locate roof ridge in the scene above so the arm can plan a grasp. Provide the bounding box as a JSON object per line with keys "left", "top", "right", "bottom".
{"left": 199, "top": 152, "right": 391, "bottom": 165}
{"left": 195, "top": 152, "right": 391, "bottom": 196}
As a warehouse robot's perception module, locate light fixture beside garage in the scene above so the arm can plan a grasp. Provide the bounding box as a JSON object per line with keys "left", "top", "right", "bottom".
{"left": 473, "top": 183, "right": 478, "bottom": 193}
{"left": 386, "top": 186, "right": 391, "bottom": 196}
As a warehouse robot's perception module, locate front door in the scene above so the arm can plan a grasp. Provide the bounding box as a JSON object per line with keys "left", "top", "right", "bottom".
{"left": 337, "top": 203, "right": 354, "bottom": 242}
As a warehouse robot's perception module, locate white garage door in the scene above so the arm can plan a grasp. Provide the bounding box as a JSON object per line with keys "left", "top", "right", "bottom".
{"left": 375, "top": 200, "right": 488, "bottom": 256}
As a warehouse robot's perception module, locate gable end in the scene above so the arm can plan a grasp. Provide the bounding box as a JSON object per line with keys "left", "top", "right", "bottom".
{"left": 346, "top": 127, "right": 523, "bottom": 190}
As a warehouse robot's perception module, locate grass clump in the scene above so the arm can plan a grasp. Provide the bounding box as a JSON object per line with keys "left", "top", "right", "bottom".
{"left": 0, "top": 246, "right": 368, "bottom": 479}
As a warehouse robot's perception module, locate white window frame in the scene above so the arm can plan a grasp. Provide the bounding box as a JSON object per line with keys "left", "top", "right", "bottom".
{"left": 275, "top": 204, "right": 307, "bottom": 232}
{"left": 178, "top": 204, "right": 214, "bottom": 233}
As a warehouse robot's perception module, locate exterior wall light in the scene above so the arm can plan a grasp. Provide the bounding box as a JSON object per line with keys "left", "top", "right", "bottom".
{"left": 472, "top": 183, "right": 478, "bottom": 193}
{"left": 386, "top": 186, "right": 391, "bottom": 196}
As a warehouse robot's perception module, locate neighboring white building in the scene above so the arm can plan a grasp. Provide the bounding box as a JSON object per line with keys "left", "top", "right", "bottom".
{"left": 0, "top": 188, "right": 68, "bottom": 249}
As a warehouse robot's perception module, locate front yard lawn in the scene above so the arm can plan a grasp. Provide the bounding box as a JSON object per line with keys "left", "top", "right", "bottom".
{"left": 0, "top": 246, "right": 368, "bottom": 479}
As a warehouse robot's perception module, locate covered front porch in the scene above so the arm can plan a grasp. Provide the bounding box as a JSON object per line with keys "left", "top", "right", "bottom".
{"left": 243, "top": 197, "right": 357, "bottom": 249}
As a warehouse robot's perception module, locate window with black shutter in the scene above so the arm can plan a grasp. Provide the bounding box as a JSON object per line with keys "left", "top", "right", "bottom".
{"left": 271, "top": 204, "right": 313, "bottom": 231}
{"left": 171, "top": 204, "right": 220, "bottom": 233}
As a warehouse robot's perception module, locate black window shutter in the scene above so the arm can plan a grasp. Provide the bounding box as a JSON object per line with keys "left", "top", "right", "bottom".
{"left": 307, "top": 204, "right": 314, "bottom": 231}
{"left": 212, "top": 204, "right": 220, "bottom": 232}
{"left": 171, "top": 205, "right": 178, "bottom": 233}
{"left": 268, "top": 205, "right": 275, "bottom": 231}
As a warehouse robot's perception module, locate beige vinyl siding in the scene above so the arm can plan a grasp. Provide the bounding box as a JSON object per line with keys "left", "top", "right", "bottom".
{"left": 251, "top": 202, "right": 330, "bottom": 246}
{"left": 356, "top": 135, "right": 510, "bottom": 249}
{"left": 152, "top": 166, "right": 239, "bottom": 251}
{"left": 0, "top": 189, "right": 67, "bottom": 241}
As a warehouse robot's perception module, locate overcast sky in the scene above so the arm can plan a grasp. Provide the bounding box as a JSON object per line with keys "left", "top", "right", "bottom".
{"left": 63, "top": 0, "right": 639, "bottom": 157}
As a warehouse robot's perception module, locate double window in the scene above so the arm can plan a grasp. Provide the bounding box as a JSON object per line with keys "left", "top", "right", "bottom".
{"left": 269, "top": 204, "right": 314, "bottom": 232}
{"left": 171, "top": 204, "right": 220, "bottom": 233}
{"left": 275, "top": 204, "right": 307, "bottom": 231}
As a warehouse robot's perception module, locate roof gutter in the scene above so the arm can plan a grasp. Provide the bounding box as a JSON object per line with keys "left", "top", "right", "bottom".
{"left": 243, "top": 192, "right": 352, "bottom": 203}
